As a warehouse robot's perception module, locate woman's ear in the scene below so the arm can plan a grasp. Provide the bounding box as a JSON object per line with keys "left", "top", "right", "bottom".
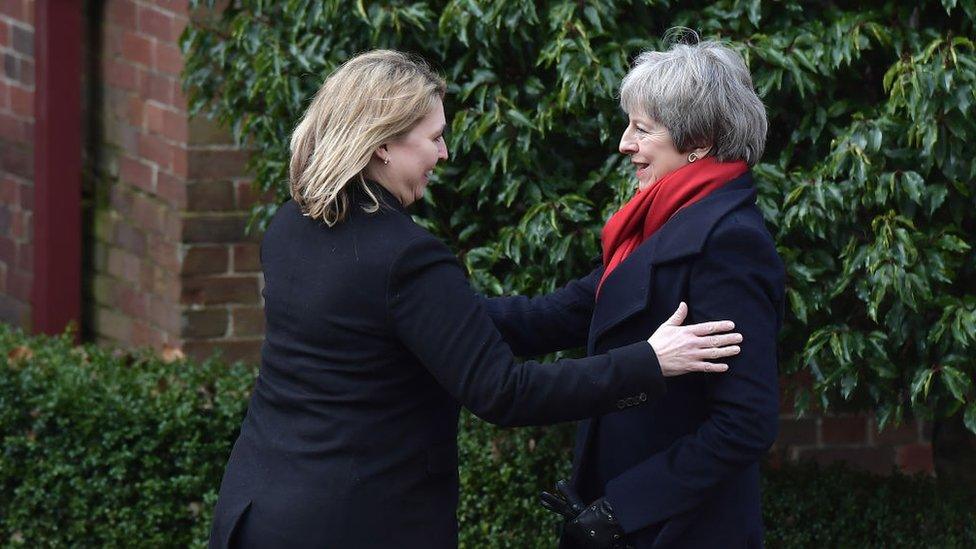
{"left": 373, "top": 144, "right": 390, "bottom": 165}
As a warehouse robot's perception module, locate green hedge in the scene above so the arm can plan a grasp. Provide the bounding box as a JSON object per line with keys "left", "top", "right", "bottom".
{"left": 2, "top": 325, "right": 974, "bottom": 547}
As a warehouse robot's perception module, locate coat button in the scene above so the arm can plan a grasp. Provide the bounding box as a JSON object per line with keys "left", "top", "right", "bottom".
{"left": 639, "top": 392, "right": 647, "bottom": 402}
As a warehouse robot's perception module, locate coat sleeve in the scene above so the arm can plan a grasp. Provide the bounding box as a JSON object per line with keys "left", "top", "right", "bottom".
{"left": 603, "top": 222, "right": 784, "bottom": 533}
{"left": 388, "top": 235, "right": 664, "bottom": 428}
{"left": 482, "top": 266, "right": 601, "bottom": 356}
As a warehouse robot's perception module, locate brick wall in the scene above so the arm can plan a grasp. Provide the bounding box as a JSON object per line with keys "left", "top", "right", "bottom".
{"left": 771, "top": 375, "right": 933, "bottom": 474}
{"left": 0, "top": 0, "right": 34, "bottom": 328}
{"left": 90, "top": 0, "right": 261, "bottom": 361}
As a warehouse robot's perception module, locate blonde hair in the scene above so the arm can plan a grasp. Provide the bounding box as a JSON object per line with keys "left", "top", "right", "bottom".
{"left": 289, "top": 50, "right": 446, "bottom": 225}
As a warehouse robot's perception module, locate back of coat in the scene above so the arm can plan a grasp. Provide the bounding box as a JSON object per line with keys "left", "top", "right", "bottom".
{"left": 208, "top": 184, "right": 665, "bottom": 548}
{"left": 211, "top": 193, "right": 462, "bottom": 548}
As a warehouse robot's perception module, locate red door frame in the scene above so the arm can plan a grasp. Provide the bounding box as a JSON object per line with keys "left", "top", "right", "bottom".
{"left": 32, "top": 1, "right": 82, "bottom": 336}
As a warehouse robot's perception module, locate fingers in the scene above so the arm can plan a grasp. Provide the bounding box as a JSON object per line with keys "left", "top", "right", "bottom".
{"left": 699, "top": 333, "right": 743, "bottom": 349}
{"left": 687, "top": 320, "right": 735, "bottom": 336}
{"left": 694, "top": 345, "right": 741, "bottom": 360}
{"left": 689, "top": 362, "right": 729, "bottom": 373}
{"left": 556, "top": 480, "right": 585, "bottom": 514}
{"left": 540, "top": 491, "right": 574, "bottom": 518}
{"left": 663, "top": 301, "right": 688, "bottom": 326}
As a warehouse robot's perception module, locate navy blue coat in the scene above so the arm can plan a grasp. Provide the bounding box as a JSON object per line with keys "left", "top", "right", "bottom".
{"left": 208, "top": 183, "right": 666, "bottom": 548}
{"left": 487, "top": 174, "right": 785, "bottom": 548}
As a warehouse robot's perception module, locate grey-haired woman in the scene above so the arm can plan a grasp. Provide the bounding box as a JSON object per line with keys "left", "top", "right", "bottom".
{"left": 487, "top": 39, "right": 784, "bottom": 548}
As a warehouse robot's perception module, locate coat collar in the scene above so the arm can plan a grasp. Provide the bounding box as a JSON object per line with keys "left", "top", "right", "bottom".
{"left": 358, "top": 179, "right": 406, "bottom": 213}
{"left": 588, "top": 172, "right": 757, "bottom": 344}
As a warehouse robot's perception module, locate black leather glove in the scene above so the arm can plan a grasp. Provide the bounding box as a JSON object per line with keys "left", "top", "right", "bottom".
{"left": 540, "top": 480, "right": 630, "bottom": 549}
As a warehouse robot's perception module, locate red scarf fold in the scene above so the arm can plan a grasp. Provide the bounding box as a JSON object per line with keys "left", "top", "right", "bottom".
{"left": 598, "top": 157, "right": 748, "bottom": 294}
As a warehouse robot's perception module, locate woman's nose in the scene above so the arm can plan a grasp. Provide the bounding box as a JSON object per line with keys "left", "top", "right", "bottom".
{"left": 438, "top": 142, "right": 449, "bottom": 160}
{"left": 619, "top": 131, "right": 637, "bottom": 154}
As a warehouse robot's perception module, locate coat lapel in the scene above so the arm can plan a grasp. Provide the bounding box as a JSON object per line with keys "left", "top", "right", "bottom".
{"left": 587, "top": 173, "right": 758, "bottom": 349}
{"left": 573, "top": 174, "right": 758, "bottom": 491}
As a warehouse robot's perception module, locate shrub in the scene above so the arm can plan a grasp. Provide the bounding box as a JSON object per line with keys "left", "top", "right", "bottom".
{"left": 2, "top": 326, "right": 975, "bottom": 547}
{"left": 0, "top": 324, "right": 255, "bottom": 547}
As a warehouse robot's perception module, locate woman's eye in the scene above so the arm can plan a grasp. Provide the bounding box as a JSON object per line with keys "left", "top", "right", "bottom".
{"left": 635, "top": 126, "right": 648, "bottom": 135}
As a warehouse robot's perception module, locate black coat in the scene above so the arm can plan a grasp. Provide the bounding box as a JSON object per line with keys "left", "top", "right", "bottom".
{"left": 208, "top": 183, "right": 667, "bottom": 548}
{"left": 487, "top": 174, "right": 785, "bottom": 548}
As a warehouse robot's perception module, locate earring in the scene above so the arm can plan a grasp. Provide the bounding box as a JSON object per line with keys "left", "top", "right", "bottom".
{"left": 687, "top": 152, "right": 699, "bottom": 163}
{"left": 383, "top": 158, "right": 389, "bottom": 165}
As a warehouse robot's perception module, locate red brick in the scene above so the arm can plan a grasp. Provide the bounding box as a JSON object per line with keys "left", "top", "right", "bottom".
{"left": 117, "top": 284, "right": 148, "bottom": 317}
{"left": 873, "top": 419, "right": 920, "bottom": 445}
{"left": 9, "top": 83, "right": 32, "bottom": 117}
{"left": 0, "top": 112, "right": 30, "bottom": 142}
{"left": 181, "top": 275, "right": 259, "bottom": 305}
{"left": 148, "top": 294, "right": 179, "bottom": 333}
{"left": 156, "top": 170, "right": 186, "bottom": 208}
{"left": 96, "top": 307, "right": 132, "bottom": 343}
{"left": 147, "top": 234, "right": 179, "bottom": 271}
{"left": 140, "top": 72, "right": 178, "bottom": 106}
{"left": 126, "top": 95, "right": 144, "bottom": 127}
{"left": 154, "top": 0, "right": 190, "bottom": 16}
{"left": 182, "top": 308, "right": 228, "bottom": 338}
{"left": 144, "top": 101, "right": 166, "bottom": 133}
{"left": 156, "top": 42, "right": 183, "bottom": 75}
{"left": 0, "top": 1, "right": 26, "bottom": 21}
{"left": 138, "top": 132, "right": 175, "bottom": 170}
{"left": 896, "top": 443, "right": 933, "bottom": 475}
{"left": 183, "top": 339, "right": 262, "bottom": 365}
{"left": 15, "top": 179, "right": 30, "bottom": 209}
{"left": 797, "top": 447, "right": 894, "bottom": 475}
{"left": 232, "top": 243, "right": 260, "bottom": 272}
{"left": 8, "top": 209, "right": 24, "bottom": 239}
{"left": 1, "top": 143, "right": 32, "bottom": 178}
{"left": 15, "top": 240, "right": 30, "bottom": 271}
{"left": 121, "top": 30, "right": 154, "bottom": 67}
{"left": 182, "top": 214, "right": 248, "bottom": 244}
{"left": 181, "top": 244, "right": 228, "bottom": 275}
{"left": 109, "top": 185, "right": 133, "bottom": 218}
{"left": 138, "top": 6, "right": 179, "bottom": 42}
{"left": 6, "top": 266, "right": 30, "bottom": 301}
{"left": 0, "top": 80, "right": 9, "bottom": 109}
{"left": 114, "top": 222, "right": 147, "bottom": 256}
{"left": 144, "top": 101, "right": 187, "bottom": 142}
{"left": 822, "top": 416, "right": 867, "bottom": 445}
{"left": 119, "top": 155, "right": 155, "bottom": 191}
{"left": 10, "top": 23, "right": 31, "bottom": 56}
{"left": 106, "top": 0, "right": 137, "bottom": 28}
{"left": 236, "top": 180, "right": 275, "bottom": 209}
{"left": 132, "top": 320, "right": 167, "bottom": 348}
{"left": 0, "top": 235, "right": 15, "bottom": 264}
{"left": 186, "top": 181, "right": 234, "bottom": 211}
{"left": 0, "top": 176, "right": 17, "bottom": 203}
{"left": 131, "top": 193, "right": 165, "bottom": 234}
{"left": 0, "top": 20, "right": 8, "bottom": 47}
{"left": 231, "top": 307, "right": 264, "bottom": 336}
{"left": 107, "top": 247, "right": 141, "bottom": 282}
{"left": 776, "top": 418, "right": 817, "bottom": 447}
{"left": 186, "top": 149, "right": 250, "bottom": 179}
{"left": 0, "top": 293, "right": 29, "bottom": 327}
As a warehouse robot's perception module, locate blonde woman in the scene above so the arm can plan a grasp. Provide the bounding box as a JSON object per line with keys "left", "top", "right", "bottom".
{"left": 208, "top": 50, "right": 741, "bottom": 548}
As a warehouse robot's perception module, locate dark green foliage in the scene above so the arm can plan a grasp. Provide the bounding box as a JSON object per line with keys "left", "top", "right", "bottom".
{"left": 762, "top": 462, "right": 976, "bottom": 547}
{"left": 1, "top": 326, "right": 974, "bottom": 546}
{"left": 181, "top": 1, "right": 976, "bottom": 433}
{"left": 0, "top": 324, "right": 256, "bottom": 547}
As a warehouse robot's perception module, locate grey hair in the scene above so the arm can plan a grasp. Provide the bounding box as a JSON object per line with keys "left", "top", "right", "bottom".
{"left": 619, "top": 40, "right": 767, "bottom": 166}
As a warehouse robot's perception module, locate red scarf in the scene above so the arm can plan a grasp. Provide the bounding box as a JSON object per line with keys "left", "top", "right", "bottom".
{"left": 598, "top": 157, "right": 748, "bottom": 293}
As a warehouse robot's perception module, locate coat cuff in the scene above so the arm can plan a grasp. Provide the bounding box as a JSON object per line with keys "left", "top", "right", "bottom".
{"left": 606, "top": 341, "right": 666, "bottom": 409}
